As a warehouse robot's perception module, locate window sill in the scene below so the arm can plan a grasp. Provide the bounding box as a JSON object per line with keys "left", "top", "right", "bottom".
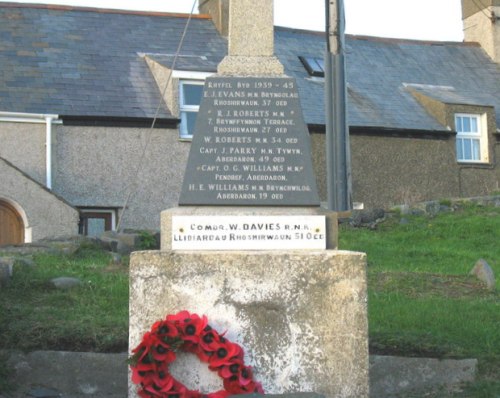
{"left": 457, "top": 161, "right": 493, "bottom": 169}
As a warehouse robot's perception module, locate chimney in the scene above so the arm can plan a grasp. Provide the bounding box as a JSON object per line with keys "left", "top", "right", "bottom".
{"left": 199, "top": 0, "right": 230, "bottom": 37}
{"left": 462, "top": 0, "right": 500, "bottom": 62}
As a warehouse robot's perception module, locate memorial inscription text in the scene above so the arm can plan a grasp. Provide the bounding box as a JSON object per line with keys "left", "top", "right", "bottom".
{"left": 180, "top": 77, "right": 319, "bottom": 206}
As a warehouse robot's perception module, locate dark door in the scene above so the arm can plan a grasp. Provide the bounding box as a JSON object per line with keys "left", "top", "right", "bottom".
{"left": 80, "top": 212, "right": 112, "bottom": 237}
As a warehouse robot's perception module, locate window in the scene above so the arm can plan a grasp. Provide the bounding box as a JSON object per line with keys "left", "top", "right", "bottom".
{"left": 299, "top": 56, "right": 325, "bottom": 77}
{"left": 179, "top": 80, "right": 204, "bottom": 139}
{"left": 455, "top": 113, "right": 488, "bottom": 163}
{"left": 79, "top": 209, "right": 116, "bottom": 237}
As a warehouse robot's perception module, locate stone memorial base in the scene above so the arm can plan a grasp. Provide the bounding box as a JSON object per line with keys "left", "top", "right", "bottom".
{"left": 129, "top": 247, "right": 369, "bottom": 397}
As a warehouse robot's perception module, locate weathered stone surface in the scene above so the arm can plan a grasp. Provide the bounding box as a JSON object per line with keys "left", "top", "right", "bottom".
{"left": 349, "top": 209, "right": 385, "bottom": 228}
{"left": 39, "top": 237, "right": 82, "bottom": 255}
{"left": 50, "top": 277, "right": 82, "bottom": 290}
{"left": 226, "top": 0, "right": 274, "bottom": 57}
{"left": 15, "top": 256, "right": 36, "bottom": 267}
{"left": 110, "top": 252, "right": 122, "bottom": 265}
{"left": 26, "top": 386, "right": 61, "bottom": 398}
{"left": 216, "top": 0, "right": 284, "bottom": 75}
{"left": 1, "top": 350, "right": 482, "bottom": 398}
{"left": 129, "top": 250, "right": 368, "bottom": 398}
{"left": 6, "top": 350, "right": 127, "bottom": 397}
{"left": 0, "top": 257, "right": 14, "bottom": 287}
{"left": 369, "top": 355, "right": 477, "bottom": 397}
{"left": 218, "top": 55, "right": 284, "bottom": 76}
{"left": 470, "top": 259, "right": 496, "bottom": 290}
{"left": 99, "top": 231, "right": 140, "bottom": 255}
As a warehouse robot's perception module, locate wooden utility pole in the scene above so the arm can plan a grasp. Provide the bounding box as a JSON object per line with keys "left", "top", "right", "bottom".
{"left": 325, "top": 0, "right": 352, "bottom": 211}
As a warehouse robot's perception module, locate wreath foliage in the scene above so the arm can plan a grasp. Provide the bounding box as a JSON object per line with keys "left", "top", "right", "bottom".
{"left": 129, "top": 310, "right": 264, "bottom": 398}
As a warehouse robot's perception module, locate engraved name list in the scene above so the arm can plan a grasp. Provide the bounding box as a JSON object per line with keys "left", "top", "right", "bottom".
{"left": 179, "top": 77, "right": 319, "bottom": 206}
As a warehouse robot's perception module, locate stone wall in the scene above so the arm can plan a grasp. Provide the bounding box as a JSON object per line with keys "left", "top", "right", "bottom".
{"left": 462, "top": 0, "right": 500, "bottom": 62}
{"left": 1, "top": 121, "right": 498, "bottom": 237}
{"left": 0, "top": 122, "right": 46, "bottom": 185}
{"left": 311, "top": 131, "right": 500, "bottom": 209}
{"left": 52, "top": 125, "right": 190, "bottom": 230}
{"left": 0, "top": 158, "right": 79, "bottom": 241}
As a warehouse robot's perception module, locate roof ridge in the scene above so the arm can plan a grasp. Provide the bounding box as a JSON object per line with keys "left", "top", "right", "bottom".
{"left": 274, "top": 26, "right": 476, "bottom": 47}
{"left": 0, "top": 2, "right": 212, "bottom": 19}
{"left": 346, "top": 34, "right": 476, "bottom": 47}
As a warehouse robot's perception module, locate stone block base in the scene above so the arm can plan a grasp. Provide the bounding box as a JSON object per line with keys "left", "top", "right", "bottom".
{"left": 129, "top": 250, "right": 368, "bottom": 398}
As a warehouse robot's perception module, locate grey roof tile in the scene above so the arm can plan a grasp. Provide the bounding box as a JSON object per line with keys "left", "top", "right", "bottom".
{"left": 0, "top": 4, "right": 498, "bottom": 132}
{"left": 0, "top": 5, "right": 227, "bottom": 118}
{"left": 275, "top": 28, "right": 500, "bottom": 131}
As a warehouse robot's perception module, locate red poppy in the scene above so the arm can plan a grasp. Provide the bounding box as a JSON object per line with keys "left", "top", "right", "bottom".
{"left": 131, "top": 361, "right": 155, "bottom": 384}
{"left": 199, "top": 327, "right": 223, "bottom": 352}
{"left": 223, "top": 377, "right": 263, "bottom": 395}
{"left": 208, "top": 340, "right": 243, "bottom": 368}
{"left": 151, "top": 340, "right": 176, "bottom": 363}
{"left": 217, "top": 359, "right": 244, "bottom": 379}
{"left": 153, "top": 320, "right": 180, "bottom": 339}
{"left": 206, "top": 390, "right": 232, "bottom": 398}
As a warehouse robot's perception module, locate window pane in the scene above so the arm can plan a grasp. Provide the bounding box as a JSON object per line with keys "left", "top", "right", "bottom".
{"left": 182, "top": 84, "right": 203, "bottom": 106}
{"left": 455, "top": 116, "right": 463, "bottom": 132}
{"left": 463, "top": 138, "right": 472, "bottom": 160}
{"left": 315, "top": 57, "right": 325, "bottom": 71}
{"left": 181, "top": 111, "right": 198, "bottom": 137}
{"left": 470, "top": 117, "right": 478, "bottom": 133}
{"left": 463, "top": 116, "right": 471, "bottom": 132}
{"left": 300, "top": 56, "right": 325, "bottom": 77}
{"left": 456, "top": 138, "right": 464, "bottom": 160}
{"left": 472, "top": 139, "right": 480, "bottom": 160}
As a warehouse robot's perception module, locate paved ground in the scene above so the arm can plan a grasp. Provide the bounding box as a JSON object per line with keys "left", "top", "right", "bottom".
{"left": 0, "top": 351, "right": 477, "bottom": 398}
{"left": 2, "top": 351, "right": 127, "bottom": 398}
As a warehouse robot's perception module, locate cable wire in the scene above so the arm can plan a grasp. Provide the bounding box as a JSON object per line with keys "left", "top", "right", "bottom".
{"left": 115, "top": 0, "right": 198, "bottom": 231}
{"left": 470, "top": 0, "right": 493, "bottom": 20}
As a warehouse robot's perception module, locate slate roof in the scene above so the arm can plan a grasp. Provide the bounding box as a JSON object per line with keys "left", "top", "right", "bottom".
{"left": 0, "top": 3, "right": 499, "bottom": 132}
{"left": 276, "top": 28, "right": 500, "bottom": 131}
{"left": 0, "top": 4, "right": 226, "bottom": 119}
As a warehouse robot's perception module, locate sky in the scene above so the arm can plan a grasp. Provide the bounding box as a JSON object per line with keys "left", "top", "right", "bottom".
{"left": 1, "top": 0, "right": 464, "bottom": 42}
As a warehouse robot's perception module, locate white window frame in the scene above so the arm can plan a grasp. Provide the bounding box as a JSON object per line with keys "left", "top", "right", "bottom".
{"left": 172, "top": 71, "right": 212, "bottom": 141}
{"left": 179, "top": 80, "right": 204, "bottom": 140}
{"left": 455, "top": 113, "right": 488, "bottom": 163}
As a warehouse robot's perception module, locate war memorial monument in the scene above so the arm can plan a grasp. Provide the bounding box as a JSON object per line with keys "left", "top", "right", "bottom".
{"left": 129, "top": 1, "right": 368, "bottom": 396}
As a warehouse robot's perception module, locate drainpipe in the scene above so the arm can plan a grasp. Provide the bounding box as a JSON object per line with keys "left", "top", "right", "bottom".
{"left": 45, "top": 116, "right": 54, "bottom": 190}
{"left": 0, "top": 111, "right": 60, "bottom": 189}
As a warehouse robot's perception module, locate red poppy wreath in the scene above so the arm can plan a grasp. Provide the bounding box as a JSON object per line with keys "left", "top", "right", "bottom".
{"left": 129, "top": 310, "right": 264, "bottom": 398}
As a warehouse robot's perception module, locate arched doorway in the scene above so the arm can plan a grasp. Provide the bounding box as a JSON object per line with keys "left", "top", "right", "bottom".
{"left": 0, "top": 199, "right": 25, "bottom": 246}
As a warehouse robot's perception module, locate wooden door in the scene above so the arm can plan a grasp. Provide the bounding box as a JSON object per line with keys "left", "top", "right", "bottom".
{"left": 0, "top": 200, "right": 24, "bottom": 246}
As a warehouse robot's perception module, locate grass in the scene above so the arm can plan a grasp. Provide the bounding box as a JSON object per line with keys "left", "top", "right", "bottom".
{"left": 0, "top": 203, "right": 498, "bottom": 396}
{"left": 0, "top": 242, "right": 129, "bottom": 353}
{"left": 340, "top": 203, "right": 500, "bottom": 397}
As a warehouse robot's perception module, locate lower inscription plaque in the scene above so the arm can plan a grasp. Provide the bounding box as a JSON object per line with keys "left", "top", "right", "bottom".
{"left": 179, "top": 76, "right": 320, "bottom": 206}
{"left": 171, "top": 216, "right": 326, "bottom": 250}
